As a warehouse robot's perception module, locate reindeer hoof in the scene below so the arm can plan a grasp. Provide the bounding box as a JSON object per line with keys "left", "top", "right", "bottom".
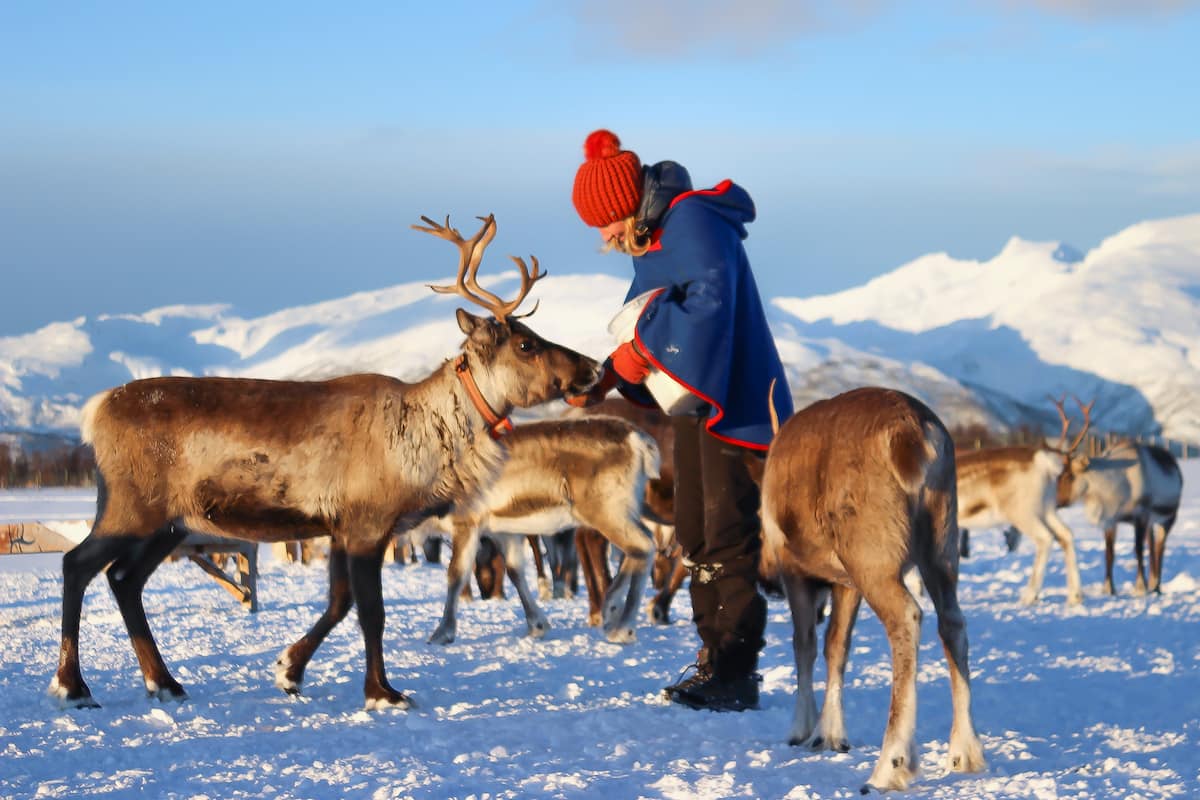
{"left": 274, "top": 650, "right": 304, "bottom": 694}
{"left": 1019, "top": 589, "right": 1039, "bottom": 605}
{"left": 48, "top": 676, "right": 100, "bottom": 709}
{"left": 949, "top": 736, "right": 987, "bottom": 773}
{"left": 526, "top": 619, "right": 550, "bottom": 639}
{"left": 146, "top": 679, "right": 188, "bottom": 703}
{"left": 364, "top": 692, "right": 412, "bottom": 711}
{"left": 604, "top": 626, "right": 636, "bottom": 644}
{"left": 649, "top": 602, "right": 670, "bottom": 625}
{"left": 428, "top": 627, "right": 455, "bottom": 645}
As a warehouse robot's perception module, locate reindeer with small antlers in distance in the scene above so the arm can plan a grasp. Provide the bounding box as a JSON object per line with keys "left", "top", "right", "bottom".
{"left": 1056, "top": 416, "right": 1183, "bottom": 596}
{"left": 955, "top": 396, "right": 1092, "bottom": 605}
{"left": 51, "top": 213, "right": 600, "bottom": 710}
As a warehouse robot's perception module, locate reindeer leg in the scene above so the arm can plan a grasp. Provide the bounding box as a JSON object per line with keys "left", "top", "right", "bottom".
{"left": 810, "top": 583, "right": 860, "bottom": 753}
{"left": 1150, "top": 517, "right": 1173, "bottom": 594}
{"left": 528, "top": 534, "right": 552, "bottom": 600}
{"left": 781, "top": 572, "right": 822, "bottom": 747}
{"left": 651, "top": 551, "right": 687, "bottom": 625}
{"left": 1014, "top": 517, "right": 1053, "bottom": 605}
{"left": 577, "top": 527, "right": 611, "bottom": 627}
{"left": 854, "top": 569, "right": 922, "bottom": 793}
{"left": 1044, "top": 511, "right": 1083, "bottom": 605}
{"left": 1104, "top": 525, "right": 1118, "bottom": 595}
{"left": 551, "top": 528, "right": 579, "bottom": 598}
{"left": 918, "top": 555, "right": 986, "bottom": 774}
{"left": 51, "top": 532, "right": 144, "bottom": 708}
{"left": 500, "top": 535, "right": 549, "bottom": 638}
{"left": 276, "top": 540, "right": 351, "bottom": 694}
{"left": 106, "top": 525, "right": 189, "bottom": 702}
{"left": 429, "top": 520, "right": 479, "bottom": 645}
{"left": 1132, "top": 519, "right": 1148, "bottom": 596}
{"left": 590, "top": 515, "right": 652, "bottom": 644}
{"left": 349, "top": 542, "right": 409, "bottom": 709}
{"left": 543, "top": 530, "right": 568, "bottom": 599}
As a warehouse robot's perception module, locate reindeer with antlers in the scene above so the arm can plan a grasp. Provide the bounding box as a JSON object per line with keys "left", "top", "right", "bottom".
{"left": 49, "top": 214, "right": 599, "bottom": 710}
{"left": 955, "top": 397, "right": 1092, "bottom": 605}
{"left": 1056, "top": 430, "right": 1183, "bottom": 596}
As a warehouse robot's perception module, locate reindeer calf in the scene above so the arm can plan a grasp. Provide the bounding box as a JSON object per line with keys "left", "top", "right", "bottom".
{"left": 427, "top": 415, "right": 659, "bottom": 645}
{"left": 761, "top": 387, "right": 984, "bottom": 793}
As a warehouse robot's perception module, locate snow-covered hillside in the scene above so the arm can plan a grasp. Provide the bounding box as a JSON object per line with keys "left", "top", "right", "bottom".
{"left": 3, "top": 213, "right": 1198, "bottom": 442}
{"left": 774, "top": 213, "right": 1200, "bottom": 443}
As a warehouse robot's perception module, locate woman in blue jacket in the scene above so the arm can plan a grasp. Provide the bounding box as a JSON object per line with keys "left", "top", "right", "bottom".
{"left": 569, "top": 130, "right": 793, "bottom": 712}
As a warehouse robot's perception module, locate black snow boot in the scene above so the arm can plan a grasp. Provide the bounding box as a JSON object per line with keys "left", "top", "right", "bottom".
{"left": 663, "top": 648, "right": 714, "bottom": 699}
{"left": 669, "top": 671, "right": 760, "bottom": 712}
{"left": 665, "top": 643, "right": 762, "bottom": 712}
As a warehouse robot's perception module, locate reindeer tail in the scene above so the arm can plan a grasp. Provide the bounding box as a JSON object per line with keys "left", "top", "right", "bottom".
{"left": 79, "top": 390, "right": 112, "bottom": 446}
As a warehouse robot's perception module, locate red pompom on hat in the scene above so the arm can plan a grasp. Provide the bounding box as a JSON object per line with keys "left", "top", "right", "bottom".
{"left": 572, "top": 129, "right": 642, "bottom": 228}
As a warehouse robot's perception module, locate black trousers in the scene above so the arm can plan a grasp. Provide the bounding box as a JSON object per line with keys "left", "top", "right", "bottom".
{"left": 672, "top": 415, "right": 767, "bottom": 679}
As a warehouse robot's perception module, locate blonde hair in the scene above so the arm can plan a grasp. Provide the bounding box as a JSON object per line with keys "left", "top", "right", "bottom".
{"left": 601, "top": 217, "right": 652, "bottom": 258}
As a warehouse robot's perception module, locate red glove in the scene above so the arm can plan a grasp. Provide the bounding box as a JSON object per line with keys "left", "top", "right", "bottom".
{"left": 609, "top": 340, "right": 653, "bottom": 385}
{"left": 565, "top": 367, "right": 620, "bottom": 408}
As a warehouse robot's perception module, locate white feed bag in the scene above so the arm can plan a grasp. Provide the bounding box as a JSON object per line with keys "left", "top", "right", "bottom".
{"left": 607, "top": 291, "right": 704, "bottom": 416}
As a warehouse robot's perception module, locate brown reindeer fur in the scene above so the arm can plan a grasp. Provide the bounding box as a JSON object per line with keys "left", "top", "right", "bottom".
{"left": 956, "top": 444, "right": 1082, "bottom": 604}
{"left": 51, "top": 309, "right": 598, "bottom": 710}
{"left": 761, "top": 387, "right": 984, "bottom": 792}
{"left": 565, "top": 398, "right": 681, "bottom": 625}
{"left": 428, "top": 415, "right": 659, "bottom": 645}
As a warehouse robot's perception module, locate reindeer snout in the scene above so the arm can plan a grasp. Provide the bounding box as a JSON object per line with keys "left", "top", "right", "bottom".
{"left": 572, "top": 359, "right": 603, "bottom": 393}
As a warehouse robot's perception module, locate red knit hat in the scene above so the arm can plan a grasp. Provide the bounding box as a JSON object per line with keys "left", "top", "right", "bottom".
{"left": 572, "top": 130, "right": 642, "bottom": 228}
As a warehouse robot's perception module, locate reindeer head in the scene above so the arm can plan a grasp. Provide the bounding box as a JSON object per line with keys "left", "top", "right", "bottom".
{"left": 1048, "top": 395, "right": 1094, "bottom": 507}
{"left": 416, "top": 214, "right": 600, "bottom": 412}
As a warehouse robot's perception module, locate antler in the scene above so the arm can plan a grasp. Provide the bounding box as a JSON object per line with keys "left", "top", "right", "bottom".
{"left": 1067, "top": 395, "right": 1094, "bottom": 455}
{"left": 413, "top": 213, "right": 546, "bottom": 320}
{"left": 1049, "top": 394, "right": 1071, "bottom": 451}
{"left": 1048, "top": 394, "right": 1094, "bottom": 455}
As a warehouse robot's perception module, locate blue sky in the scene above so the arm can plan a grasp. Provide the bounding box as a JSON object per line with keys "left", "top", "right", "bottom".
{"left": 2, "top": 0, "right": 1199, "bottom": 336}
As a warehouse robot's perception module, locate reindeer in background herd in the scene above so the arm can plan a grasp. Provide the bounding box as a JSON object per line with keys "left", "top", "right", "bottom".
{"left": 955, "top": 397, "right": 1093, "bottom": 605}
{"left": 1057, "top": 436, "right": 1183, "bottom": 595}
{"left": 50, "top": 213, "right": 599, "bottom": 710}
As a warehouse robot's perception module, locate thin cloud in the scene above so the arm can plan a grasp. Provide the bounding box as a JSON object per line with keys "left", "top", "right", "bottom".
{"left": 561, "top": 0, "right": 885, "bottom": 58}
{"left": 995, "top": 0, "right": 1200, "bottom": 20}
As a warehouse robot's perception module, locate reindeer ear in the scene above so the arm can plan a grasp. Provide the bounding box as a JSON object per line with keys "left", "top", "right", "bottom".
{"left": 457, "top": 308, "right": 484, "bottom": 335}
{"left": 456, "top": 308, "right": 500, "bottom": 344}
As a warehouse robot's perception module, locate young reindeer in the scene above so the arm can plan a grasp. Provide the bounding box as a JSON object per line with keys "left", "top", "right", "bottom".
{"left": 426, "top": 414, "right": 660, "bottom": 645}
{"left": 760, "top": 387, "right": 984, "bottom": 793}
{"left": 956, "top": 397, "right": 1091, "bottom": 605}
{"left": 565, "top": 397, "right": 683, "bottom": 626}
{"left": 50, "top": 214, "right": 599, "bottom": 710}
{"left": 1057, "top": 437, "right": 1183, "bottom": 595}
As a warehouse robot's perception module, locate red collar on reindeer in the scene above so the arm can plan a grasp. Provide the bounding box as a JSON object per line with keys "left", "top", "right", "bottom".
{"left": 454, "top": 354, "right": 514, "bottom": 440}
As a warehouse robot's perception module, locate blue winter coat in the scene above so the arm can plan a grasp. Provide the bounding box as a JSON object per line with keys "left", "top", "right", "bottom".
{"left": 623, "top": 178, "right": 792, "bottom": 450}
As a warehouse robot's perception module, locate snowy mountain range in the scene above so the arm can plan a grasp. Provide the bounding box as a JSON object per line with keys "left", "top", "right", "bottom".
{"left": 2, "top": 213, "right": 1198, "bottom": 447}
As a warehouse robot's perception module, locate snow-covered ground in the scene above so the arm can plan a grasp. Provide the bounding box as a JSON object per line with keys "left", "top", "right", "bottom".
{"left": 2, "top": 464, "right": 1199, "bottom": 800}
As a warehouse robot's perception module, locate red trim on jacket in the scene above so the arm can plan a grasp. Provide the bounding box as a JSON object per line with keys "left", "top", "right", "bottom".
{"left": 668, "top": 178, "right": 734, "bottom": 210}
{"left": 631, "top": 287, "right": 769, "bottom": 452}
{"left": 643, "top": 180, "right": 734, "bottom": 256}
